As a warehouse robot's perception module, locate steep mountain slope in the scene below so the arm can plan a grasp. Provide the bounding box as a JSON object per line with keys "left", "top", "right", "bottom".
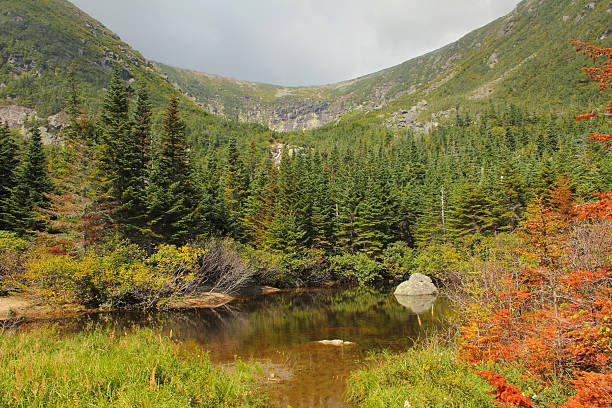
{"left": 157, "top": 0, "right": 611, "bottom": 132}
{"left": 0, "top": 0, "right": 273, "bottom": 145}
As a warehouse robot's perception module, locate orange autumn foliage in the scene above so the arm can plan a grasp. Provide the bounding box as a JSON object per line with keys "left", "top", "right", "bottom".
{"left": 478, "top": 371, "right": 534, "bottom": 408}
{"left": 560, "top": 371, "right": 612, "bottom": 408}
{"left": 460, "top": 40, "right": 612, "bottom": 408}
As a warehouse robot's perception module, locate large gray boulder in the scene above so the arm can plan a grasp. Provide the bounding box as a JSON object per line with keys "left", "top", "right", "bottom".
{"left": 394, "top": 273, "right": 438, "bottom": 296}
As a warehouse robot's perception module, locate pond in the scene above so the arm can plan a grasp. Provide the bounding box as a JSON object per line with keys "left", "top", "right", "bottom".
{"left": 49, "top": 287, "right": 451, "bottom": 408}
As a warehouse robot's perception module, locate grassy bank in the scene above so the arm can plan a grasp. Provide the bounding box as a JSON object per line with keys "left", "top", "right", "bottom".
{"left": 346, "top": 342, "right": 572, "bottom": 408}
{"left": 0, "top": 327, "right": 268, "bottom": 407}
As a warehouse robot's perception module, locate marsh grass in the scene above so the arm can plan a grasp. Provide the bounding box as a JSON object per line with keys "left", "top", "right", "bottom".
{"left": 345, "top": 340, "right": 573, "bottom": 408}
{"left": 0, "top": 326, "right": 268, "bottom": 407}
{"left": 346, "top": 343, "right": 496, "bottom": 408}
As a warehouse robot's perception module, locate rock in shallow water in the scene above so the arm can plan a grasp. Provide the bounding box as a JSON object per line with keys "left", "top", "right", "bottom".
{"left": 316, "top": 339, "right": 356, "bottom": 346}
{"left": 394, "top": 273, "right": 438, "bottom": 296}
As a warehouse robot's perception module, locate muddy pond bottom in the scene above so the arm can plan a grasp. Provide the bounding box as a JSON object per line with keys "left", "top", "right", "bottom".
{"left": 70, "top": 287, "right": 449, "bottom": 408}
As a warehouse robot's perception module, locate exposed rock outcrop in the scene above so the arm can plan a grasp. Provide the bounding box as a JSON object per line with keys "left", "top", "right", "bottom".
{"left": 0, "top": 105, "right": 69, "bottom": 145}
{"left": 0, "top": 105, "right": 36, "bottom": 128}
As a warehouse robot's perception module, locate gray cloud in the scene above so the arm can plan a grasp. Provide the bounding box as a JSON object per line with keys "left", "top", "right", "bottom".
{"left": 69, "top": 0, "right": 520, "bottom": 86}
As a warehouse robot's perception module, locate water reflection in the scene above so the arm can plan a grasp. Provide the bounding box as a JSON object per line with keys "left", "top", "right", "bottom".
{"left": 394, "top": 293, "right": 437, "bottom": 315}
{"left": 29, "top": 287, "right": 450, "bottom": 408}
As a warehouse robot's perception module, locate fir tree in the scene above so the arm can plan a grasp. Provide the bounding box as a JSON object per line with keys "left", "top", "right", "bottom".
{"left": 122, "top": 85, "right": 153, "bottom": 243}
{"left": 37, "top": 73, "right": 107, "bottom": 254}
{"left": 222, "top": 138, "right": 245, "bottom": 239}
{"left": 0, "top": 123, "right": 19, "bottom": 230}
{"left": 147, "top": 95, "right": 197, "bottom": 243}
{"left": 10, "top": 125, "right": 52, "bottom": 233}
{"left": 447, "top": 182, "right": 495, "bottom": 237}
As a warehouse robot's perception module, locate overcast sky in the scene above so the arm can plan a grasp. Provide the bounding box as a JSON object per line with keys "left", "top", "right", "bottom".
{"left": 69, "top": 0, "right": 520, "bottom": 86}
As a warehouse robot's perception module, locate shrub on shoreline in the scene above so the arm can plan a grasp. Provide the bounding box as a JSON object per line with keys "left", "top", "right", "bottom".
{"left": 16, "top": 237, "right": 255, "bottom": 309}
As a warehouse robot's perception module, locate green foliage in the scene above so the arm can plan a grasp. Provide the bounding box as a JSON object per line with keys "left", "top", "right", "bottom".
{"left": 246, "top": 246, "right": 329, "bottom": 288}
{"left": 0, "top": 230, "right": 30, "bottom": 293}
{"left": 0, "top": 124, "right": 19, "bottom": 230}
{"left": 9, "top": 125, "right": 52, "bottom": 233}
{"left": 346, "top": 345, "right": 496, "bottom": 408}
{"left": 381, "top": 241, "right": 415, "bottom": 281}
{"left": 147, "top": 95, "right": 199, "bottom": 243}
{"left": 328, "top": 252, "right": 384, "bottom": 286}
{"left": 19, "top": 237, "right": 254, "bottom": 308}
{"left": 0, "top": 327, "right": 267, "bottom": 407}
{"left": 23, "top": 241, "right": 154, "bottom": 307}
{"left": 345, "top": 342, "right": 573, "bottom": 408}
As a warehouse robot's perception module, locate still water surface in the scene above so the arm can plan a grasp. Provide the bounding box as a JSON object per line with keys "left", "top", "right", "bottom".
{"left": 68, "top": 287, "right": 450, "bottom": 408}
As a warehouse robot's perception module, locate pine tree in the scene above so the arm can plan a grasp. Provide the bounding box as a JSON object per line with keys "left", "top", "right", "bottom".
{"left": 147, "top": 95, "right": 197, "bottom": 243}
{"left": 222, "top": 138, "right": 245, "bottom": 238}
{"left": 10, "top": 125, "right": 52, "bottom": 233}
{"left": 0, "top": 123, "right": 19, "bottom": 230}
{"left": 37, "top": 72, "right": 108, "bottom": 254}
{"left": 121, "top": 85, "right": 153, "bottom": 242}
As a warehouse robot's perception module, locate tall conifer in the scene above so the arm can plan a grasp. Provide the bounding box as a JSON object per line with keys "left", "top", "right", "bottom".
{"left": 11, "top": 125, "right": 52, "bottom": 233}
{"left": 0, "top": 123, "right": 19, "bottom": 230}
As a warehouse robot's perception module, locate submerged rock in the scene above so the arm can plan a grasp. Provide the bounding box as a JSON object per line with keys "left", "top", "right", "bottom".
{"left": 317, "top": 339, "right": 356, "bottom": 346}
{"left": 394, "top": 273, "right": 438, "bottom": 296}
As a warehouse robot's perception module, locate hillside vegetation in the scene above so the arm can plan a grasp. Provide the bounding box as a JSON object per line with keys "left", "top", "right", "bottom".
{"left": 156, "top": 0, "right": 611, "bottom": 131}
{"left": 0, "top": 0, "right": 274, "bottom": 149}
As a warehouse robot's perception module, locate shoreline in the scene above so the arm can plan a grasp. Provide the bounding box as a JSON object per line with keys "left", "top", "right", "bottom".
{"left": 0, "top": 283, "right": 344, "bottom": 323}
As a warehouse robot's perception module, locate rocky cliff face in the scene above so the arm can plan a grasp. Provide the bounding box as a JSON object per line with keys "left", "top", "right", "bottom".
{"left": 237, "top": 99, "right": 352, "bottom": 132}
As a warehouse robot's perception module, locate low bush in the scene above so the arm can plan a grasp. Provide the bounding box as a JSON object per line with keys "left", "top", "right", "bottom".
{"left": 246, "top": 247, "right": 330, "bottom": 288}
{"left": 328, "top": 252, "right": 384, "bottom": 286}
{"left": 0, "top": 327, "right": 267, "bottom": 407}
{"left": 0, "top": 231, "right": 31, "bottom": 294}
{"left": 381, "top": 241, "right": 415, "bottom": 281}
{"left": 19, "top": 237, "right": 254, "bottom": 308}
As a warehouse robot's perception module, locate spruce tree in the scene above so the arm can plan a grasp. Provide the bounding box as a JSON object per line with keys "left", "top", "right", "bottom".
{"left": 0, "top": 123, "right": 19, "bottom": 230}
{"left": 222, "top": 138, "right": 245, "bottom": 238}
{"left": 10, "top": 125, "right": 52, "bottom": 233}
{"left": 147, "top": 95, "right": 197, "bottom": 243}
{"left": 122, "top": 85, "right": 153, "bottom": 242}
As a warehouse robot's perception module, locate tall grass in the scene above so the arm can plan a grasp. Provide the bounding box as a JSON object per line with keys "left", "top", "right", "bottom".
{"left": 0, "top": 327, "right": 267, "bottom": 407}
{"left": 346, "top": 343, "right": 496, "bottom": 408}
{"left": 345, "top": 340, "right": 573, "bottom": 408}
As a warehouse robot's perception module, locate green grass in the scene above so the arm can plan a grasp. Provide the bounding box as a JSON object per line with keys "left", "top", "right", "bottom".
{"left": 0, "top": 326, "right": 268, "bottom": 407}
{"left": 346, "top": 345, "right": 497, "bottom": 408}
{"left": 345, "top": 341, "right": 575, "bottom": 408}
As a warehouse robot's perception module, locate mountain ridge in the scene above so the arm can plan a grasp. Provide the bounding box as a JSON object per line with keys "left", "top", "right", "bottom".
{"left": 0, "top": 0, "right": 610, "bottom": 136}
{"left": 155, "top": 0, "right": 611, "bottom": 132}
{"left": 0, "top": 0, "right": 273, "bottom": 146}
